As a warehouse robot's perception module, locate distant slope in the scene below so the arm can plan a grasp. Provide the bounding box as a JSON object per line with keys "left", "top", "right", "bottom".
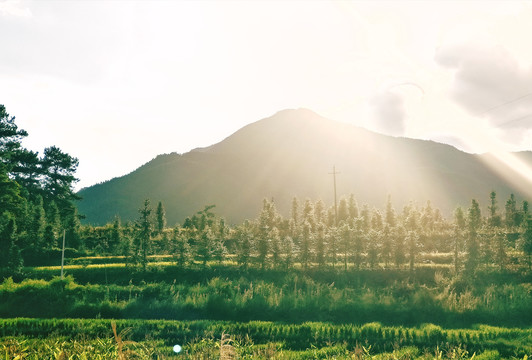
{"left": 77, "top": 108, "right": 532, "bottom": 225}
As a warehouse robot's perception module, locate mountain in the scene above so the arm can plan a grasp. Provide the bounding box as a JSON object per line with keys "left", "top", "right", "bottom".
{"left": 77, "top": 108, "right": 532, "bottom": 225}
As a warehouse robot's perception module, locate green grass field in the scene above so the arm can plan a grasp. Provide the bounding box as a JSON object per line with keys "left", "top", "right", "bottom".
{"left": 1, "top": 255, "right": 532, "bottom": 359}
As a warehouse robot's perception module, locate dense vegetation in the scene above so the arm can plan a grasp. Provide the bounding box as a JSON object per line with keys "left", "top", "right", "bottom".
{"left": 1, "top": 104, "right": 532, "bottom": 358}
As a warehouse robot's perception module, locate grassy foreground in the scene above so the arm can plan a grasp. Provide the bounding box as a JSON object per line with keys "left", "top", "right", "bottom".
{"left": 2, "top": 318, "right": 532, "bottom": 359}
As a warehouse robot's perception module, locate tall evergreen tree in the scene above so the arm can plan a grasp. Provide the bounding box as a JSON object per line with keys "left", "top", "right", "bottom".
{"left": 465, "top": 199, "right": 481, "bottom": 275}
{"left": 64, "top": 207, "right": 82, "bottom": 250}
{"left": 109, "top": 216, "right": 122, "bottom": 253}
{"left": 337, "top": 198, "right": 349, "bottom": 225}
{"left": 196, "top": 227, "right": 215, "bottom": 267}
{"left": 348, "top": 194, "right": 359, "bottom": 222}
{"left": 0, "top": 105, "right": 28, "bottom": 169}
{"left": 299, "top": 221, "right": 312, "bottom": 270}
{"left": 41, "top": 146, "right": 80, "bottom": 216}
{"left": 494, "top": 230, "right": 507, "bottom": 271}
{"left": 367, "top": 229, "right": 380, "bottom": 269}
{"left": 327, "top": 226, "right": 338, "bottom": 268}
{"left": 269, "top": 227, "right": 281, "bottom": 267}
{"left": 315, "top": 223, "right": 326, "bottom": 268}
{"left": 236, "top": 225, "right": 252, "bottom": 269}
{"left": 290, "top": 197, "right": 299, "bottom": 227}
{"left": 453, "top": 207, "right": 466, "bottom": 273}
{"left": 0, "top": 163, "right": 23, "bottom": 219}
{"left": 385, "top": 195, "right": 396, "bottom": 228}
{"left": 381, "top": 224, "right": 392, "bottom": 268}
{"left": 353, "top": 221, "right": 365, "bottom": 270}
{"left": 407, "top": 231, "right": 418, "bottom": 271}
{"left": 134, "top": 199, "right": 153, "bottom": 270}
{"left": 281, "top": 235, "right": 295, "bottom": 269}
{"left": 302, "top": 199, "right": 315, "bottom": 231}
{"left": 394, "top": 225, "right": 406, "bottom": 268}
{"left": 28, "top": 195, "right": 45, "bottom": 248}
{"left": 522, "top": 217, "right": 532, "bottom": 269}
{"left": 339, "top": 223, "right": 351, "bottom": 271}
{"left": 314, "top": 199, "right": 326, "bottom": 225}
{"left": 0, "top": 212, "right": 22, "bottom": 273}
{"left": 505, "top": 194, "right": 517, "bottom": 229}
{"left": 488, "top": 191, "right": 502, "bottom": 227}
{"left": 173, "top": 227, "right": 190, "bottom": 268}
{"left": 155, "top": 201, "right": 166, "bottom": 234}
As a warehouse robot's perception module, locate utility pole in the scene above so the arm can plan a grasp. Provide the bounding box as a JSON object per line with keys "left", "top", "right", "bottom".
{"left": 329, "top": 166, "right": 340, "bottom": 226}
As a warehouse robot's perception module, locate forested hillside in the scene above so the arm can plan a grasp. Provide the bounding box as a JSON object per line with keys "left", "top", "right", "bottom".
{"left": 77, "top": 108, "right": 532, "bottom": 226}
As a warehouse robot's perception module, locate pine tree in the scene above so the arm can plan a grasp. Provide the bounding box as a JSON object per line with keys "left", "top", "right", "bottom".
{"left": 64, "top": 207, "right": 82, "bottom": 249}
{"left": 109, "top": 216, "right": 122, "bottom": 254}
{"left": 291, "top": 197, "right": 299, "bottom": 227}
{"left": 135, "top": 199, "right": 153, "bottom": 270}
{"left": 348, "top": 194, "right": 359, "bottom": 222}
{"left": 367, "top": 230, "right": 380, "bottom": 269}
{"left": 28, "top": 195, "right": 45, "bottom": 248}
{"left": 385, "top": 195, "right": 396, "bottom": 228}
{"left": 173, "top": 227, "right": 190, "bottom": 268}
{"left": 299, "top": 221, "right": 312, "bottom": 270}
{"left": 302, "top": 199, "right": 315, "bottom": 231}
{"left": 327, "top": 226, "right": 338, "bottom": 268}
{"left": 353, "top": 221, "right": 365, "bottom": 270}
{"left": 522, "top": 217, "right": 532, "bottom": 269}
{"left": 381, "top": 225, "right": 392, "bottom": 268}
{"left": 315, "top": 223, "right": 326, "bottom": 268}
{"left": 394, "top": 226, "right": 406, "bottom": 268}
{"left": 236, "top": 222, "right": 252, "bottom": 268}
{"left": 407, "top": 231, "right": 418, "bottom": 271}
{"left": 371, "top": 209, "right": 383, "bottom": 231}
{"left": 338, "top": 198, "right": 349, "bottom": 225}
{"left": 281, "top": 236, "right": 295, "bottom": 269}
{"left": 360, "top": 204, "right": 370, "bottom": 232}
{"left": 494, "top": 230, "right": 507, "bottom": 271}
{"left": 453, "top": 207, "right": 466, "bottom": 273}
{"left": 505, "top": 194, "right": 517, "bottom": 229}
{"left": 197, "top": 227, "right": 215, "bottom": 267}
{"left": 212, "top": 233, "right": 227, "bottom": 265}
{"left": 488, "top": 191, "right": 501, "bottom": 227}
{"left": 0, "top": 164, "right": 23, "bottom": 221}
{"left": 156, "top": 201, "right": 166, "bottom": 234}
{"left": 465, "top": 199, "right": 481, "bottom": 275}
{"left": 314, "top": 199, "right": 326, "bottom": 225}
{"left": 339, "top": 223, "right": 351, "bottom": 271}
{"left": 46, "top": 200, "right": 61, "bottom": 238}
{"left": 0, "top": 213, "right": 23, "bottom": 273}
{"left": 270, "top": 227, "right": 281, "bottom": 267}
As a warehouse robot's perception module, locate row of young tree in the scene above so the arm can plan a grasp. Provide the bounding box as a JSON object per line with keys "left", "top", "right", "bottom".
{"left": 97, "top": 189, "right": 532, "bottom": 276}
{"left": 0, "top": 105, "right": 81, "bottom": 273}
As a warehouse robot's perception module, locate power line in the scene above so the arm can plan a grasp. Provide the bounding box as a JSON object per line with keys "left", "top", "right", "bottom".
{"left": 481, "top": 91, "right": 532, "bottom": 115}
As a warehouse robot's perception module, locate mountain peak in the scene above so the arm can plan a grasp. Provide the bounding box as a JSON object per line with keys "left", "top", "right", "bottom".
{"left": 77, "top": 109, "right": 531, "bottom": 225}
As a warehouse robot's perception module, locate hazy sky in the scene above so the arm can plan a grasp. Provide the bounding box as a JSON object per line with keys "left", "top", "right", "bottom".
{"left": 2, "top": 0, "right": 532, "bottom": 190}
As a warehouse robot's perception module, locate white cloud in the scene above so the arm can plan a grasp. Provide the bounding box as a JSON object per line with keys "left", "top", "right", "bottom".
{"left": 0, "top": 0, "right": 31, "bottom": 18}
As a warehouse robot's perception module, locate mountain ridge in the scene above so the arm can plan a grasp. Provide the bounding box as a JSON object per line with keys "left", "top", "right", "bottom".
{"left": 77, "top": 108, "right": 532, "bottom": 225}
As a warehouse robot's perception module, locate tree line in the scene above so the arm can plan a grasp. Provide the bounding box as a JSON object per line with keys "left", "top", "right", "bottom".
{"left": 2, "top": 103, "right": 532, "bottom": 277}
{"left": 0, "top": 105, "right": 80, "bottom": 273}
{"left": 90, "top": 189, "right": 532, "bottom": 278}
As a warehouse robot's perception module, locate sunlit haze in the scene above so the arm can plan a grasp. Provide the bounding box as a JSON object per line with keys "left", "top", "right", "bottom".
{"left": 2, "top": 1, "right": 532, "bottom": 190}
